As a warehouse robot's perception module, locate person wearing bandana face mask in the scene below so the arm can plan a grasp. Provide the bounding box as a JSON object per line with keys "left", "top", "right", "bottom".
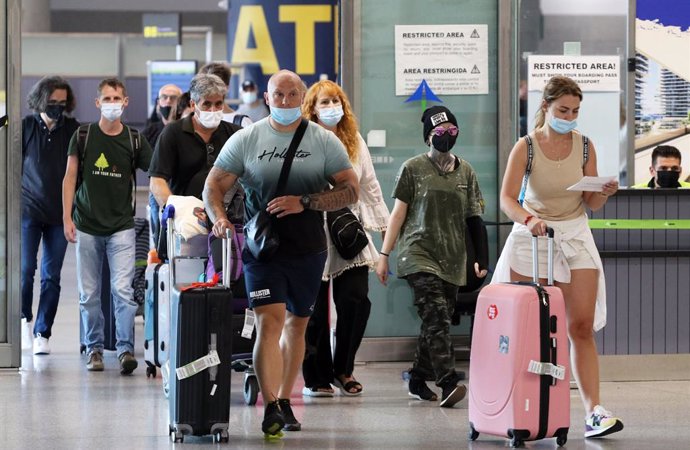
{"left": 20, "top": 76, "right": 79, "bottom": 355}
{"left": 236, "top": 79, "right": 270, "bottom": 122}
{"left": 376, "top": 105, "right": 487, "bottom": 408}
{"left": 62, "top": 77, "right": 153, "bottom": 375}
{"left": 493, "top": 75, "right": 624, "bottom": 439}
{"left": 299, "top": 80, "right": 390, "bottom": 398}
{"left": 632, "top": 145, "right": 690, "bottom": 189}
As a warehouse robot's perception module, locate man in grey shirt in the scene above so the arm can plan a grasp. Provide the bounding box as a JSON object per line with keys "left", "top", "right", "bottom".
{"left": 204, "top": 70, "right": 358, "bottom": 438}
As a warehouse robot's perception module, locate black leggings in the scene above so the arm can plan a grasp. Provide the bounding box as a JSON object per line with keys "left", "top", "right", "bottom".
{"left": 302, "top": 266, "right": 371, "bottom": 387}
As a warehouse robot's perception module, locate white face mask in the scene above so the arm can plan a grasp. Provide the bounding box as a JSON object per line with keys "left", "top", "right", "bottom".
{"left": 241, "top": 91, "right": 257, "bottom": 105}
{"left": 196, "top": 108, "right": 223, "bottom": 129}
{"left": 101, "top": 102, "right": 124, "bottom": 122}
{"left": 317, "top": 105, "right": 344, "bottom": 127}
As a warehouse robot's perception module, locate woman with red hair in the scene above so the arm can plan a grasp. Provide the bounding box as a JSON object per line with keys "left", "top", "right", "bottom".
{"left": 301, "top": 80, "right": 389, "bottom": 397}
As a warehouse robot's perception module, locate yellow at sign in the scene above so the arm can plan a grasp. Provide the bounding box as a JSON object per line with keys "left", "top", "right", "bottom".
{"left": 231, "top": 4, "right": 335, "bottom": 75}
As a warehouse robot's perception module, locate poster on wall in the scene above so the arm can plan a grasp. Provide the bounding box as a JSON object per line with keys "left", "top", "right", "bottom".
{"left": 146, "top": 60, "right": 198, "bottom": 116}
{"left": 527, "top": 55, "right": 620, "bottom": 92}
{"left": 635, "top": 0, "right": 690, "bottom": 184}
{"left": 394, "top": 24, "right": 488, "bottom": 96}
{"left": 226, "top": 0, "right": 338, "bottom": 90}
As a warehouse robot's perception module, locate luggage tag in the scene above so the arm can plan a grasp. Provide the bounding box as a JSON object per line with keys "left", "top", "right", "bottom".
{"left": 175, "top": 349, "right": 221, "bottom": 380}
{"left": 527, "top": 360, "right": 566, "bottom": 380}
{"left": 242, "top": 308, "right": 256, "bottom": 339}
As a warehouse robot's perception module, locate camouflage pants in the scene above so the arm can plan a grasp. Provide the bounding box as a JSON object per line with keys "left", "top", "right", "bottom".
{"left": 407, "top": 272, "right": 459, "bottom": 387}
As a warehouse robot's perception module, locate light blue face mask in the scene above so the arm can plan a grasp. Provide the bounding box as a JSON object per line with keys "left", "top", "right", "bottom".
{"left": 549, "top": 116, "right": 577, "bottom": 134}
{"left": 270, "top": 106, "right": 302, "bottom": 126}
{"left": 317, "top": 105, "right": 344, "bottom": 127}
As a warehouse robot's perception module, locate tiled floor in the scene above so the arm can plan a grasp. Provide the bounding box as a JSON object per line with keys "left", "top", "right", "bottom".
{"left": 3, "top": 219, "right": 690, "bottom": 449}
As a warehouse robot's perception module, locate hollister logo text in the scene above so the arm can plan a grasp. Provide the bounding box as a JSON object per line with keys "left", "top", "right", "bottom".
{"left": 249, "top": 289, "right": 270, "bottom": 300}
{"left": 487, "top": 304, "right": 498, "bottom": 320}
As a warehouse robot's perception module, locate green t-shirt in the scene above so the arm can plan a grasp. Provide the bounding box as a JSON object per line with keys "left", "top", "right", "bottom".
{"left": 68, "top": 123, "right": 152, "bottom": 235}
{"left": 392, "top": 154, "right": 484, "bottom": 286}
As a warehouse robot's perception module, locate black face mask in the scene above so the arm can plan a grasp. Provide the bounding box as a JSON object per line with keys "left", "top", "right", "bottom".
{"left": 431, "top": 134, "right": 458, "bottom": 153}
{"left": 45, "top": 104, "right": 65, "bottom": 121}
{"left": 656, "top": 170, "right": 680, "bottom": 188}
{"left": 159, "top": 106, "right": 172, "bottom": 120}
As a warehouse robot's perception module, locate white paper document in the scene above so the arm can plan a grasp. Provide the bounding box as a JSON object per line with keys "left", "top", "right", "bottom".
{"left": 566, "top": 176, "right": 616, "bottom": 192}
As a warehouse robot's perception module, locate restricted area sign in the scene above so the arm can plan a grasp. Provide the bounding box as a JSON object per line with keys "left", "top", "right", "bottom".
{"left": 395, "top": 24, "right": 488, "bottom": 96}
{"left": 528, "top": 55, "right": 620, "bottom": 92}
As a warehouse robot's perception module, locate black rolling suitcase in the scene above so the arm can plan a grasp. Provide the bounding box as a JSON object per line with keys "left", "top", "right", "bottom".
{"left": 168, "top": 231, "right": 233, "bottom": 443}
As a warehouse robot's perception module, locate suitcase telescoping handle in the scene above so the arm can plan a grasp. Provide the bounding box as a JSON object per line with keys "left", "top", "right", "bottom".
{"left": 221, "top": 228, "right": 232, "bottom": 288}
{"left": 531, "top": 227, "right": 555, "bottom": 285}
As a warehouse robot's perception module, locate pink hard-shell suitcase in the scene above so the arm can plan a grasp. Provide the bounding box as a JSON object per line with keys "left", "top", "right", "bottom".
{"left": 469, "top": 228, "right": 570, "bottom": 448}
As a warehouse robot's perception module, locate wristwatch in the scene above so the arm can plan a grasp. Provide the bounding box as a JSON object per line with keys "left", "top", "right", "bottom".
{"left": 300, "top": 194, "right": 312, "bottom": 210}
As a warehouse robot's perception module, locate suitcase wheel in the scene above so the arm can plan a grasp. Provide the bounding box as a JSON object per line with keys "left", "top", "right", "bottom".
{"left": 244, "top": 375, "right": 259, "bottom": 406}
{"left": 556, "top": 432, "right": 567, "bottom": 447}
{"left": 214, "top": 430, "right": 229, "bottom": 443}
{"left": 507, "top": 429, "right": 528, "bottom": 448}
{"left": 145, "top": 365, "right": 156, "bottom": 378}
{"left": 468, "top": 424, "right": 479, "bottom": 441}
{"left": 171, "top": 430, "right": 184, "bottom": 443}
{"left": 168, "top": 424, "right": 183, "bottom": 443}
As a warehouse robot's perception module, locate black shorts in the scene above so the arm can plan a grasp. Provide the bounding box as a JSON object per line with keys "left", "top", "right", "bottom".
{"left": 242, "top": 248, "right": 327, "bottom": 317}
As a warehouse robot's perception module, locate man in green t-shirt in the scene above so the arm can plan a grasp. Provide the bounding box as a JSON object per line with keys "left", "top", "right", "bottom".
{"left": 377, "top": 106, "right": 488, "bottom": 408}
{"left": 62, "top": 78, "right": 152, "bottom": 375}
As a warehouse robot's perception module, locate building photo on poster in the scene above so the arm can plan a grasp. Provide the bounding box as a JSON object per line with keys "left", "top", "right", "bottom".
{"left": 634, "top": 0, "right": 690, "bottom": 184}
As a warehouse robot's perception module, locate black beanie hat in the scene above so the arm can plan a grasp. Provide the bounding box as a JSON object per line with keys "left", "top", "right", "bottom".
{"left": 421, "top": 106, "right": 458, "bottom": 144}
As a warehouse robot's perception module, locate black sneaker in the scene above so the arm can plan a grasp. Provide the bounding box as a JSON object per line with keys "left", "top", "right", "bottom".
{"left": 278, "top": 399, "right": 301, "bottom": 431}
{"left": 439, "top": 382, "right": 467, "bottom": 408}
{"left": 262, "top": 401, "right": 285, "bottom": 437}
{"left": 408, "top": 377, "right": 438, "bottom": 401}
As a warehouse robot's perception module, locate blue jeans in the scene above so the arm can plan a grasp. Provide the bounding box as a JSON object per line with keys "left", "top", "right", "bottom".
{"left": 21, "top": 216, "right": 69, "bottom": 339}
{"left": 77, "top": 228, "right": 137, "bottom": 356}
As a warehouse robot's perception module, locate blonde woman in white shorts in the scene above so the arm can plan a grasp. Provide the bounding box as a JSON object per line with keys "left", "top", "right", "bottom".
{"left": 493, "top": 75, "right": 623, "bottom": 439}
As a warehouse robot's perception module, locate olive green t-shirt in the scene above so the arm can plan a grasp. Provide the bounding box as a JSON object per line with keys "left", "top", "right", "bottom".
{"left": 68, "top": 123, "right": 152, "bottom": 236}
{"left": 392, "top": 154, "right": 484, "bottom": 286}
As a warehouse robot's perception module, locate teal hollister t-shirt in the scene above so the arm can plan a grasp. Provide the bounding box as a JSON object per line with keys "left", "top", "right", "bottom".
{"left": 215, "top": 118, "right": 351, "bottom": 257}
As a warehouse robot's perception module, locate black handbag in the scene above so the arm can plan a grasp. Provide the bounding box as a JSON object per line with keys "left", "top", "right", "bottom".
{"left": 244, "top": 119, "right": 308, "bottom": 261}
{"left": 326, "top": 207, "right": 369, "bottom": 260}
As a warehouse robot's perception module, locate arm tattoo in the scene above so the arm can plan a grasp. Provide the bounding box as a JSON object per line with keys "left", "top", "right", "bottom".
{"left": 309, "top": 183, "right": 357, "bottom": 211}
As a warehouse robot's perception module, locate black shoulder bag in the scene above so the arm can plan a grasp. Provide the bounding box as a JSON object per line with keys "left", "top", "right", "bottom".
{"left": 244, "top": 119, "right": 308, "bottom": 261}
{"left": 327, "top": 207, "right": 368, "bottom": 260}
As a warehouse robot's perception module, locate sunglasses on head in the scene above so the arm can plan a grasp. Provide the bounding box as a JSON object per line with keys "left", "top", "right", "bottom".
{"left": 432, "top": 126, "right": 459, "bottom": 137}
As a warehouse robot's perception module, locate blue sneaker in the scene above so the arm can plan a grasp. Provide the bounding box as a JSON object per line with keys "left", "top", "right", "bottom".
{"left": 585, "top": 405, "right": 624, "bottom": 438}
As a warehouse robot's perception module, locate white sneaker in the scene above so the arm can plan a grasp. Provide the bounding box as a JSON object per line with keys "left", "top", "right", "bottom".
{"left": 33, "top": 334, "right": 50, "bottom": 355}
{"left": 21, "top": 318, "right": 33, "bottom": 350}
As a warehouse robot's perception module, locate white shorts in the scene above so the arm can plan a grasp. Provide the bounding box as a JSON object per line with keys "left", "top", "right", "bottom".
{"left": 509, "top": 233, "right": 597, "bottom": 280}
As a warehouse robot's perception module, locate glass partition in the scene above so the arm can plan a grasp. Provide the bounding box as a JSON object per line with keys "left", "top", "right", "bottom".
{"left": 1, "top": 0, "right": 22, "bottom": 368}
{"left": 349, "top": 0, "right": 501, "bottom": 339}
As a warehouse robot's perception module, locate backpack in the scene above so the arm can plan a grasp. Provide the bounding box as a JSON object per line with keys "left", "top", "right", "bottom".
{"left": 76, "top": 123, "right": 141, "bottom": 215}
{"left": 232, "top": 114, "right": 248, "bottom": 127}
{"left": 518, "top": 134, "right": 589, "bottom": 205}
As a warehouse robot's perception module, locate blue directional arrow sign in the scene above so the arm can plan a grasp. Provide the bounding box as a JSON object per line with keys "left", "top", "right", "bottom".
{"left": 405, "top": 79, "right": 442, "bottom": 111}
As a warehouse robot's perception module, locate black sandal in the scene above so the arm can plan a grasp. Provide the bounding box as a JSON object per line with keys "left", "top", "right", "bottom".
{"left": 334, "top": 375, "right": 363, "bottom": 397}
